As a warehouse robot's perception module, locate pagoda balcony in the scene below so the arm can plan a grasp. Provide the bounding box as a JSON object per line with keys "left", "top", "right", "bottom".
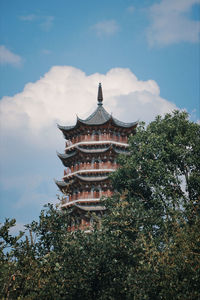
{"left": 62, "top": 198, "right": 100, "bottom": 208}
{"left": 64, "top": 161, "right": 119, "bottom": 175}
{"left": 65, "top": 140, "right": 128, "bottom": 151}
{"left": 69, "top": 134, "right": 128, "bottom": 145}
{"left": 63, "top": 168, "right": 116, "bottom": 179}
{"left": 61, "top": 190, "right": 113, "bottom": 207}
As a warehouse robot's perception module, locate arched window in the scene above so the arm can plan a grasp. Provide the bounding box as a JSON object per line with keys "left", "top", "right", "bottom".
{"left": 94, "top": 159, "right": 99, "bottom": 169}
{"left": 95, "top": 130, "right": 99, "bottom": 141}
{"left": 93, "top": 189, "right": 100, "bottom": 198}
{"left": 93, "top": 187, "right": 101, "bottom": 199}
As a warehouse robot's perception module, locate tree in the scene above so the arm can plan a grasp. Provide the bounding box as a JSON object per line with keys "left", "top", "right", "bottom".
{"left": 107, "top": 110, "right": 200, "bottom": 298}
{"left": 0, "top": 111, "right": 199, "bottom": 299}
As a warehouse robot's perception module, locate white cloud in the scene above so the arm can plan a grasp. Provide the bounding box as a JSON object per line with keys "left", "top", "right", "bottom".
{"left": 41, "top": 49, "right": 52, "bottom": 55}
{"left": 0, "top": 45, "right": 22, "bottom": 67}
{"left": 147, "top": 0, "right": 200, "bottom": 46}
{"left": 127, "top": 5, "right": 135, "bottom": 13}
{"left": 93, "top": 20, "right": 119, "bottom": 36}
{"left": 40, "top": 16, "right": 54, "bottom": 31}
{"left": 19, "top": 14, "right": 37, "bottom": 21}
{"left": 19, "top": 14, "right": 54, "bottom": 31}
{"left": 0, "top": 66, "right": 177, "bottom": 224}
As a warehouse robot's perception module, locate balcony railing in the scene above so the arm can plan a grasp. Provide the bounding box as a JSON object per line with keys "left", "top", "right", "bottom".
{"left": 61, "top": 190, "right": 113, "bottom": 207}
{"left": 63, "top": 167, "right": 116, "bottom": 179}
{"left": 68, "top": 134, "right": 128, "bottom": 145}
{"left": 65, "top": 140, "right": 128, "bottom": 151}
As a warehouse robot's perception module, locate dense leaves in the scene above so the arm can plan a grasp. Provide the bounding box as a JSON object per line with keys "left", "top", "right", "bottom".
{"left": 1, "top": 111, "right": 199, "bottom": 299}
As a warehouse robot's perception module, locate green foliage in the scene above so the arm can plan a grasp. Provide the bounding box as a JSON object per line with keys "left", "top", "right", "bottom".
{"left": 0, "top": 111, "right": 199, "bottom": 299}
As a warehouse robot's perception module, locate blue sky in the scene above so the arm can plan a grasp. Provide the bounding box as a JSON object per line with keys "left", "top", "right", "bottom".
{"left": 0, "top": 0, "right": 199, "bottom": 230}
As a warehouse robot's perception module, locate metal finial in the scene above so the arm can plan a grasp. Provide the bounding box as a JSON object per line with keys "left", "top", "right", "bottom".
{"left": 97, "top": 83, "right": 103, "bottom": 105}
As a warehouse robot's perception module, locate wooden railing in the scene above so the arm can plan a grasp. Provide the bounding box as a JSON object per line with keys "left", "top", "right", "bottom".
{"left": 66, "top": 134, "right": 128, "bottom": 147}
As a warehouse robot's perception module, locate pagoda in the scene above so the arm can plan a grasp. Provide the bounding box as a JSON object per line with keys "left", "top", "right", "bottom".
{"left": 55, "top": 84, "right": 137, "bottom": 229}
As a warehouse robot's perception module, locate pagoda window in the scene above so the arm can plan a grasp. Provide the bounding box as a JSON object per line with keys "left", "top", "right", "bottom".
{"left": 113, "top": 131, "right": 115, "bottom": 141}
{"left": 94, "top": 130, "right": 99, "bottom": 141}
{"left": 103, "top": 132, "right": 106, "bottom": 140}
{"left": 98, "top": 131, "right": 102, "bottom": 140}
{"left": 99, "top": 160, "right": 103, "bottom": 169}
{"left": 93, "top": 159, "right": 100, "bottom": 169}
{"left": 117, "top": 132, "right": 119, "bottom": 142}
{"left": 73, "top": 192, "right": 76, "bottom": 201}
{"left": 118, "top": 132, "right": 121, "bottom": 142}
{"left": 106, "top": 131, "right": 109, "bottom": 140}
{"left": 115, "top": 132, "right": 118, "bottom": 142}
{"left": 94, "top": 187, "right": 101, "bottom": 198}
{"left": 91, "top": 130, "right": 95, "bottom": 141}
{"left": 93, "top": 189, "right": 98, "bottom": 199}
{"left": 124, "top": 136, "right": 128, "bottom": 143}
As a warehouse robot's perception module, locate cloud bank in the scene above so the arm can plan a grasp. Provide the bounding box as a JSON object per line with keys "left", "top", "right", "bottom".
{"left": 147, "top": 0, "right": 200, "bottom": 46}
{"left": 0, "top": 66, "right": 176, "bottom": 134}
{"left": 0, "top": 66, "right": 177, "bottom": 224}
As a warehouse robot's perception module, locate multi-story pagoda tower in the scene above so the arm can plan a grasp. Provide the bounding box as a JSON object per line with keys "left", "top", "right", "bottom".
{"left": 55, "top": 84, "right": 137, "bottom": 229}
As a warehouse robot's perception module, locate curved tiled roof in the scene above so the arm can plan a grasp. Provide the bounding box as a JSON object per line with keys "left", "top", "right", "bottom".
{"left": 74, "top": 204, "right": 106, "bottom": 211}
{"left": 111, "top": 117, "right": 138, "bottom": 128}
{"left": 75, "top": 174, "right": 108, "bottom": 182}
{"left": 76, "top": 145, "right": 111, "bottom": 153}
{"left": 58, "top": 106, "right": 137, "bottom": 132}
{"left": 55, "top": 173, "right": 109, "bottom": 190}
{"left": 54, "top": 179, "right": 69, "bottom": 188}
{"left": 57, "top": 84, "right": 138, "bottom": 133}
{"left": 57, "top": 150, "right": 77, "bottom": 160}
{"left": 57, "top": 124, "right": 75, "bottom": 131}
{"left": 57, "top": 144, "right": 129, "bottom": 165}
{"left": 78, "top": 104, "right": 137, "bottom": 127}
{"left": 54, "top": 178, "right": 72, "bottom": 191}
{"left": 78, "top": 105, "right": 110, "bottom": 125}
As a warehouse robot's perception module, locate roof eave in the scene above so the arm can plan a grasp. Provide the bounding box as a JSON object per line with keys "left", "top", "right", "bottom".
{"left": 111, "top": 117, "right": 138, "bottom": 129}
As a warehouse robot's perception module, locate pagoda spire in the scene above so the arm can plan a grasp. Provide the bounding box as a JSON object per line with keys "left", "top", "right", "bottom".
{"left": 97, "top": 83, "right": 103, "bottom": 105}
